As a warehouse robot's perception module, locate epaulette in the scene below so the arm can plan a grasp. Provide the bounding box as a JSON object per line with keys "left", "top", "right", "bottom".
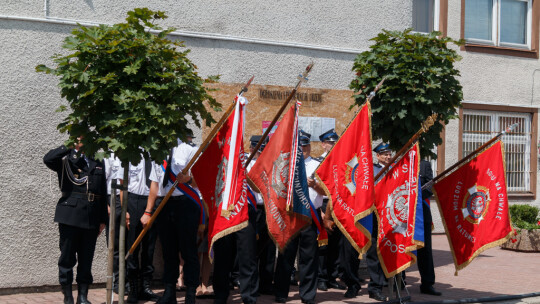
{"left": 314, "top": 156, "right": 324, "bottom": 162}
{"left": 188, "top": 142, "right": 196, "bottom": 147}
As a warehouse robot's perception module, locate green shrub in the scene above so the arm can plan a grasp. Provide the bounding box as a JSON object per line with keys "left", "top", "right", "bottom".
{"left": 509, "top": 204, "right": 540, "bottom": 230}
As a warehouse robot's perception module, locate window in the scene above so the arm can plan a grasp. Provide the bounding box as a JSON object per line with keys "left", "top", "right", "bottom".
{"left": 413, "top": 0, "right": 440, "bottom": 33}
{"left": 464, "top": 0, "right": 532, "bottom": 49}
{"left": 462, "top": 109, "right": 532, "bottom": 193}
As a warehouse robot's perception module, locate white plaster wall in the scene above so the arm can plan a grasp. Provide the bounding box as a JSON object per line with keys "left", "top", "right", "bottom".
{"left": 0, "top": 0, "right": 414, "bottom": 289}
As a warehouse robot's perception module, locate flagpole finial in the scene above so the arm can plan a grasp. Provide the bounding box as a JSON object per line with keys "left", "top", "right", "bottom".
{"left": 421, "top": 114, "right": 438, "bottom": 132}
{"left": 297, "top": 62, "right": 314, "bottom": 83}
{"left": 367, "top": 77, "right": 387, "bottom": 103}
{"left": 503, "top": 122, "right": 519, "bottom": 135}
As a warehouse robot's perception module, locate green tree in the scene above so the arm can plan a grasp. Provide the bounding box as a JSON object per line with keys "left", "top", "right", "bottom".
{"left": 37, "top": 8, "right": 220, "bottom": 164}
{"left": 350, "top": 29, "right": 463, "bottom": 159}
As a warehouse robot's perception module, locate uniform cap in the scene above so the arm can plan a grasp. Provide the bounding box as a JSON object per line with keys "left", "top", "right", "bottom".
{"left": 299, "top": 130, "right": 311, "bottom": 146}
{"left": 319, "top": 128, "right": 339, "bottom": 142}
{"left": 373, "top": 142, "right": 391, "bottom": 153}
{"left": 250, "top": 135, "right": 262, "bottom": 147}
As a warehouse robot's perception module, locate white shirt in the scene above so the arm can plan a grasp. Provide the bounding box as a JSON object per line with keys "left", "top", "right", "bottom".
{"left": 124, "top": 159, "right": 152, "bottom": 196}
{"left": 104, "top": 153, "right": 121, "bottom": 195}
{"left": 247, "top": 158, "right": 264, "bottom": 206}
{"left": 304, "top": 156, "right": 323, "bottom": 209}
{"left": 149, "top": 142, "right": 197, "bottom": 197}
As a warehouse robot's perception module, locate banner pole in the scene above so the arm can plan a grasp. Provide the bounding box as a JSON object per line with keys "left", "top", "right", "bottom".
{"left": 245, "top": 63, "right": 314, "bottom": 168}
{"left": 374, "top": 113, "right": 438, "bottom": 183}
{"left": 125, "top": 76, "right": 255, "bottom": 260}
{"left": 422, "top": 122, "right": 519, "bottom": 190}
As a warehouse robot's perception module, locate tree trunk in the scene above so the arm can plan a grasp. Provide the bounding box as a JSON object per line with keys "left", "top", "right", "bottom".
{"left": 118, "top": 165, "right": 129, "bottom": 304}
{"left": 105, "top": 180, "right": 117, "bottom": 304}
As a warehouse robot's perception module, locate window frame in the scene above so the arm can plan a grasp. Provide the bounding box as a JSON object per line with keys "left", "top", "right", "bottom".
{"left": 458, "top": 102, "right": 538, "bottom": 199}
{"left": 412, "top": 0, "right": 448, "bottom": 35}
{"left": 461, "top": 0, "right": 539, "bottom": 58}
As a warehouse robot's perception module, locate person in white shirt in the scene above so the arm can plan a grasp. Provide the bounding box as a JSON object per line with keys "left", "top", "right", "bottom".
{"left": 118, "top": 157, "right": 160, "bottom": 303}
{"left": 274, "top": 130, "right": 324, "bottom": 304}
{"left": 142, "top": 142, "right": 199, "bottom": 304}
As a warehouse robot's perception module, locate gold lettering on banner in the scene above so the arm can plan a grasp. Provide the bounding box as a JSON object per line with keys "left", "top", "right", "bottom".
{"left": 259, "top": 89, "right": 323, "bottom": 102}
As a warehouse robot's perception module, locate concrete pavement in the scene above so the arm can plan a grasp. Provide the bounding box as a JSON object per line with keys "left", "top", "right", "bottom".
{"left": 0, "top": 234, "right": 538, "bottom": 303}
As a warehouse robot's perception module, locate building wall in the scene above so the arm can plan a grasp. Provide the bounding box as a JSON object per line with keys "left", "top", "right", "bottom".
{"left": 0, "top": 0, "right": 538, "bottom": 289}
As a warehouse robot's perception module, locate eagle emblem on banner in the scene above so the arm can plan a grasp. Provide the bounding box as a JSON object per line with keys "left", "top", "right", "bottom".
{"left": 462, "top": 185, "right": 490, "bottom": 224}
{"left": 272, "top": 152, "right": 290, "bottom": 199}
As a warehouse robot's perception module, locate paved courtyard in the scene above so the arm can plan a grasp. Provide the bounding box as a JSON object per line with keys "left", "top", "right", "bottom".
{"left": 0, "top": 234, "right": 538, "bottom": 303}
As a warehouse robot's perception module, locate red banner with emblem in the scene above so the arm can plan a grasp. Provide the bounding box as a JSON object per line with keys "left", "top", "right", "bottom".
{"left": 433, "top": 140, "right": 514, "bottom": 273}
{"left": 315, "top": 102, "right": 374, "bottom": 256}
{"left": 247, "top": 102, "right": 312, "bottom": 252}
{"left": 375, "top": 143, "right": 421, "bottom": 277}
{"left": 192, "top": 96, "right": 250, "bottom": 260}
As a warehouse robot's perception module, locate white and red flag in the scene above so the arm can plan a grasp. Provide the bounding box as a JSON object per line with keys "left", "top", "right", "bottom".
{"left": 192, "top": 95, "right": 250, "bottom": 260}
{"left": 248, "top": 101, "right": 320, "bottom": 252}
{"left": 375, "top": 143, "right": 422, "bottom": 277}
{"left": 316, "top": 102, "right": 374, "bottom": 256}
{"left": 432, "top": 140, "right": 514, "bottom": 273}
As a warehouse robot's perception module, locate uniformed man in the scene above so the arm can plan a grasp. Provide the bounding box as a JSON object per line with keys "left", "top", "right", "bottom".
{"left": 44, "top": 139, "right": 108, "bottom": 304}
{"left": 121, "top": 158, "right": 160, "bottom": 303}
{"left": 247, "top": 135, "right": 276, "bottom": 295}
{"left": 274, "top": 130, "right": 323, "bottom": 304}
{"left": 367, "top": 142, "right": 392, "bottom": 301}
{"left": 417, "top": 159, "right": 442, "bottom": 296}
{"left": 142, "top": 141, "right": 200, "bottom": 304}
{"left": 212, "top": 136, "right": 260, "bottom": 304}
{"left": 315, "top": 129, "right": 347, "bottom": 292}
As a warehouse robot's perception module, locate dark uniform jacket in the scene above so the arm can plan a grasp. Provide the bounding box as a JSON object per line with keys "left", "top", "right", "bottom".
{"left": 419, "top": 160, "right": 434, "bottom": 200}
{"left": 43, "top": 145, "right": 108, "bottom": 229}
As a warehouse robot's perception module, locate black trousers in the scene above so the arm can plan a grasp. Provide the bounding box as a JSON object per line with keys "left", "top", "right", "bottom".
{"left": 417, "top": 202, "right": 435, "bottom": 287}
{"left": 367, "top": 214, "right": 386, "bottom": 293}
{"left": 256, "top": 206, "right": 276, "bottom": 292}
{"left": 318, "top": 224, "right": 342, "bottom": 283}
{"left": 156, "top": 196, "right": 200, "bottom": 287}
{"left": 213, "top": 205, "right": 258, "bottom": 304}
{"left": 127, "top": 193, "right": 158, "bottom": 281}
{"left": 105, "top": 195, "right": 124, "bottom": 286}
{"left": 340, "top": 238, "right": 361, "bottom": 288}
{"left": 274, "top": 222, "right": 319, "bottom": 302}
{"left": 58, "top": 223, "right": 99, "bottom": 285}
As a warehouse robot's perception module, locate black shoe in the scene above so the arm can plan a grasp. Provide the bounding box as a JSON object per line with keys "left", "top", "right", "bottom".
{"left": 301, "top": 299, "right": 315, "bottom": 304}
{"left": 185, "top": 286, "right": 196, "bottom": 304}
{"left": 139, "top": 279, "right": 160, "bottom": 301}
{"left": 127, "top": 279, "right": 138, "bottom": 303}
{"left": 327, "top": 280, "right": 346, "bottom": 290}
{"left": 232, "top": 279, "right": 241, "bottom": 288}
{"left": 420, "top": 285, "right": 442, "bottom": 296}
{"left": 368, "top": 290, "right": 386, "bottom": 302}
{"left": 344, "top": 284, "right": 360, "bottom": 298}
{"left": 61, "top": 284, "right": 74, "bottom": 304}
{"left": 317, "top": 281, "right": 328, "bottom": 291}
{"left": 156, "top": 283, "right": 177, "bottom": 304}
{"left": 76, "top": 284, "right": 91, "bottom": 304}
{"left": 275, "top": 296, "right": 287, "bottom": 303}
{"left": 259, "top": 286, "right": 274, "bottom": 295}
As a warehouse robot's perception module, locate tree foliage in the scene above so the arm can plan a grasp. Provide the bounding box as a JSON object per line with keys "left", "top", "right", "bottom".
{"left": 37, "top": 8, "right": 221, "bottom": 164}
{"left": 350, "top": 29, "right": 463, "bottom": 159}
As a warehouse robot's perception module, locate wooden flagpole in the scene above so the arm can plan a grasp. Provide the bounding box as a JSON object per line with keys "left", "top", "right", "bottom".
{"left": 373, "top": 113, "right": 438, "bottom": 183}
{"left": 421, "top": 122, "right": 519, "bottom": 191}
{"left": 125, "top": 76, "right": 254, "bottom": 260}
{"left": 245, "top": 62, "right": 314, "bottom": 168}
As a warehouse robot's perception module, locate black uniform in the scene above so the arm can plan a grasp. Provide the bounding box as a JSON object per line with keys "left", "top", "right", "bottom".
{"left": 367, "top": 163, "right": 387, "bottom": 297}
{"left": 213, "top": 205, "right": 259, "bottom": 304}
{"left": 44, "top": 145, "right": 108, "bottom": 303}
{"left": 417, "top": 160, "right": 436, "bottom": 289}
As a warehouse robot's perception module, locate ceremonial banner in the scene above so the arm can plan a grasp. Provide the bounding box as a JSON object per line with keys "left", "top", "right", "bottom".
{"left": 248, "top": 101, "right": 313, "bottom": 252}
{"left": 316, "top": 102, "right": 374, "bottom": 256}
{"left": 375, "top": 143, "right": 422, "bottom": 277}
{"left": 192, "top": 96, "right": 250, "bottom": 259}
{"left": 433, "top": 140, "right": 514, "bottom": 273}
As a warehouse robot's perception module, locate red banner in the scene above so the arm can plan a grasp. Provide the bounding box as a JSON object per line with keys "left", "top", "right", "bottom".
{"left": 192, "top": 96, "right": 250, "bottom": 259}
{"left": 316, "top": 102, "right": 373, "bottom": 256}
{"left": 247, "top": 102, "right": 311, "bottom": 252}
{"left": 375, "top": 143, "right": 421, "bottom": 277}
{"left": 433, "top": 140, "right": 514, "bottom": 273}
